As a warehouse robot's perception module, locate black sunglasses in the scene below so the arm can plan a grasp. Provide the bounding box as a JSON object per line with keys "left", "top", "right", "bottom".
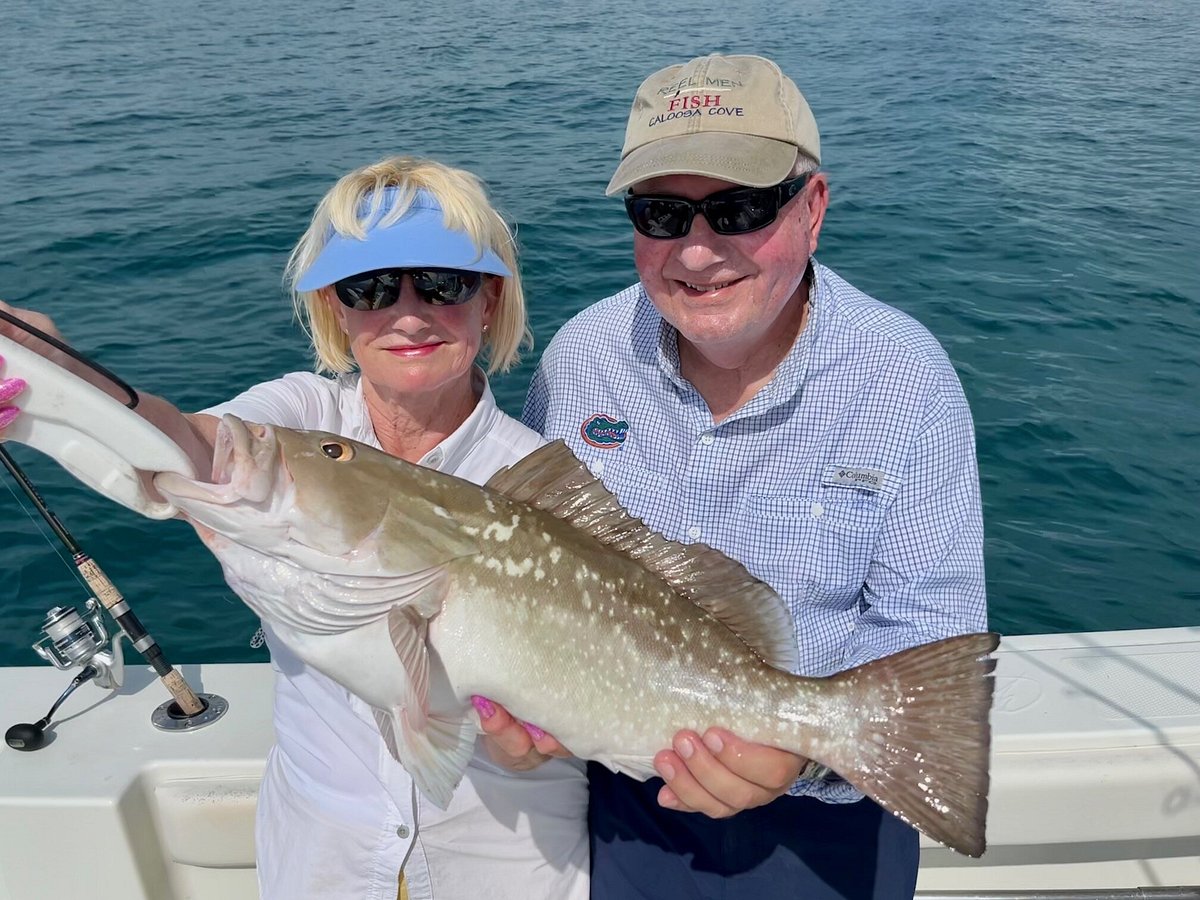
{"left": 332, "top": 268, "right": 486, "bottom": 311}
{"left": 624, "top": 173, "right": 812, "bottom": 240}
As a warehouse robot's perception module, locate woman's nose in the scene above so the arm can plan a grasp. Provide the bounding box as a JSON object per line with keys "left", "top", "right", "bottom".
{"left": 385, "top": 278, "right": 434, "bottom": 326}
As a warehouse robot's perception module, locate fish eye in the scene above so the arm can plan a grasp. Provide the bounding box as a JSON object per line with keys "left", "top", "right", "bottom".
{"left": 320, "top": 440, "right": 355, "bottom": 461}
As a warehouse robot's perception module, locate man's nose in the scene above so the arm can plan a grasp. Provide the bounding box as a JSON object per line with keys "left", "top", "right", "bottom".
{"left": 674, "top": 214, "right": 729, "bottom": 271}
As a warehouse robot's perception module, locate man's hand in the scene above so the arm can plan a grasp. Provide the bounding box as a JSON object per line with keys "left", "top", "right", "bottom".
{"left": 653, "top": 727, "right": 807, "bottom": 817}
{"left": 473, "top": 696, "right": 571, "bottom": 771}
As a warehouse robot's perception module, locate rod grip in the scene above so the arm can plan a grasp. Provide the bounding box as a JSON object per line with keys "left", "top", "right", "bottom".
{"left": 75, "top": 556, "right": 124, "bottom": 608}
{"left": 76, "top": 554, "right": 205, "bottom": 716}
{"left": 160, "top": 668, "right": 205, "bottom": 717}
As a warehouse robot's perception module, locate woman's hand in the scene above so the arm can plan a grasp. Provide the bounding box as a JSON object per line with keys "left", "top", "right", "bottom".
{"left": 0, "top": 300, "right": 123, "bottom": 406}
{"left": 0, "top": 302, "right": 55, "bottom": 433}
{"left": 652, "top": 727, "right": 806, "bottom": 817}
{"left": 0, "top": 356, "right": 27, "bottom": 431}
{"left": 0, "top": 300, "right": 78, "bottom": 375}
{"left": 0, "top": 300, "right": 66, "bottom": 345}
{"left": 0, "top": 299, "right": 216, "bottom": 474}
{"left": 472, "top": 696, "right": 571, "bottom": 771}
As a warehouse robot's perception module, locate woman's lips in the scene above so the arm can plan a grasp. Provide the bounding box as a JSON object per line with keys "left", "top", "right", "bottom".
{"left": 386, "top": 342, "right": 443, "bottom": 357}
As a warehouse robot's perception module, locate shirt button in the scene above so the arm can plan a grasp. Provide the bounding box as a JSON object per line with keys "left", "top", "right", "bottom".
{"left": 810, "top": 502, "right": 824, "bottom": 518}
{"left": 592, "top": 460, "right": 605, "bottom": 476}
{"left": 426, "top": 449, "right": 444, "bottom": 467}
{"left": 396, "top": 824, "right": 411, "bottom": 839}
{"left": 699, "top": 433, "right": 714, "bottom": 446}
{"left": 687, "top": 526, "right": 701, "bottom": 540}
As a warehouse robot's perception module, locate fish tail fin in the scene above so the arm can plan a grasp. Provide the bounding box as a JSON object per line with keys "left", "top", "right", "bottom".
{"left": 374, "top": 605, "right": 477, "bottom": 809}
{"left": 817, "top": 632, "right": 999, "bottom": 857}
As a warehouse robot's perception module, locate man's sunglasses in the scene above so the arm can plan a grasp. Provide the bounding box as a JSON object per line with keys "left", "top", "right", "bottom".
{"left": 624, "top": 173, "right": 812, "bottom": 240}
{"left": 332, "top": 267, "right": 486, "bottom": 310}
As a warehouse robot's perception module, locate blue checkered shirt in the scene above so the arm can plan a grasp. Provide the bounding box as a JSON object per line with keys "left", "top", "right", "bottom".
{"left": 522, "top": 260, "right": 987, "bottom": 802}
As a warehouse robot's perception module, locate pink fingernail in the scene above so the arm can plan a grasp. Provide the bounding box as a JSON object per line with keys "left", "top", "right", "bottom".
{"left": 0, "top": 378, "right": 26, "bottom": 403}
{"left": 471, "top": 695, "right": 496, "bottom": 719}
{"left": 0, "top": 406, "right": 20, "bottom": 429}
{"left": 675, "top": 736, "right": 694, "bottom": 759}
{"left": 522, "top": 722, "right": 546, "bottom": 741}
{"left": 702, "top": 731, "right": 724, "bottom": 755}
{"left": 657, "top": 761, "right": 676, "bottom": 781}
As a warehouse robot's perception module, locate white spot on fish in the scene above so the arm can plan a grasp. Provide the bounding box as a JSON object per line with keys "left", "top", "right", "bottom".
{"left": 432, "top": 505, "right": 452, "bottom": 519}
{"left": 549, "top": 547, "right": 562, "bottom": 564}
{"left": 483, "top": 515, "right": 521, "bottom": 542}
{"left": 504, "top": 558, "right": 534, "bottom": 577}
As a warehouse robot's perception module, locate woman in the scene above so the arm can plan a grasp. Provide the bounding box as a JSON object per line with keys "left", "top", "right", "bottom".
{"left": 0, "top": 156, "right": 585, "bottom": 900}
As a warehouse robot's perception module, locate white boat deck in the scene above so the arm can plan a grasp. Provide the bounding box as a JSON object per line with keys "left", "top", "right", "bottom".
{"left": 1, "top": 626, "right": 1198, "bottom": 899}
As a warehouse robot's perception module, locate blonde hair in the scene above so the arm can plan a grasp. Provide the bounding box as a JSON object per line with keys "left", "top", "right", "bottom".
{"left": 285, "top": 156, "right": 532, "bottom": 375}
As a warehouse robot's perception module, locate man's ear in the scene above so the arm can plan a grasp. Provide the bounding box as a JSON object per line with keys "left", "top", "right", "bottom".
{"left": 803, "top": 172, "right": 831, "bottom": 251}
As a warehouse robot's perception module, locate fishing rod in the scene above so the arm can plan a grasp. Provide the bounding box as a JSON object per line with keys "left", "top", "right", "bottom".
{"left": 1, "top": 310, "right": 222, "bottom": 749}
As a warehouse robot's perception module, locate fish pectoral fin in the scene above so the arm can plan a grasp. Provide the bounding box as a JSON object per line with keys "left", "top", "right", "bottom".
{"left": 374, "top": 605, "right": 476, "bottom": 809}
{"left": 590, "top": 754, "right": 659, "bottom": 782}
{"left": 373, "top": 706, "right": 476, "bottom": 810}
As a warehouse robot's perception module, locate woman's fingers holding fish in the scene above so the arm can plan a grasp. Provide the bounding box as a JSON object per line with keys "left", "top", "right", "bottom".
{"left": 653, "top": 728, "right": 806, "bottom": 818}
{"left": 0, "top": 376, "right": 26, "bottom": 404}
{"left": 473, "top": 696, "right": 569, "bottom": 771}
{"left": 0, "top": 354, "right": 28, "bottom": 431}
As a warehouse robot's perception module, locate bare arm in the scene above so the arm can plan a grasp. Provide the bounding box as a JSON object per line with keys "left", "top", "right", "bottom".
{"left": 0, "top": 300, "right": 218, "bottom": 477}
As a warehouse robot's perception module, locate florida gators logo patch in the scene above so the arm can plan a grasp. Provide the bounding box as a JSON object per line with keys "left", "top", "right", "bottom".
{"left": 580, "top": 413, "right": 629, "bottom": 449}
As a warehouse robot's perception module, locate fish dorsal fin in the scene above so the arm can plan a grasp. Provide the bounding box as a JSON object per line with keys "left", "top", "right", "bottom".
{"left": 486, "top": 441, "right": 800, "bottom": 672}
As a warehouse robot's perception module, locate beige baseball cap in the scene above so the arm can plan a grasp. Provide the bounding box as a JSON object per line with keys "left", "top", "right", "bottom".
{"left": 606, "top": 54, "right": 821, "bottom": 196}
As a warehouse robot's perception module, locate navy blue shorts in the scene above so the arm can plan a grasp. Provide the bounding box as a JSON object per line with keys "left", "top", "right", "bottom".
{"left": 588, "top": 763, "right": 919, "bottom": 900}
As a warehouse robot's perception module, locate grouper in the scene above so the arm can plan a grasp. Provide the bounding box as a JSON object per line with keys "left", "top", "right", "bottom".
{"left": 153, "top": 414, "right": 999, "bottom": 857}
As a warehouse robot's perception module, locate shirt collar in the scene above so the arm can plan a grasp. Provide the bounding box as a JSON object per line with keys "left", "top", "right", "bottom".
{"left": 417, "top": 367, "right": 501, "bottom": 473}
{"left": 348, "top": 367, "right": 501, "bottom": 472}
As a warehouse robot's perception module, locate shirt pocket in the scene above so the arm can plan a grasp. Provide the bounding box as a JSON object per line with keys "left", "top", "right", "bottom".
{"left": 588, "top": 456, "right": 678, "bottom": 524}
{"left": 741, "top": 492, "right": 886, "bottom": 608}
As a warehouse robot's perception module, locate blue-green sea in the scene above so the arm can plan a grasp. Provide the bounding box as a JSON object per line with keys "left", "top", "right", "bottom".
{"left": 1, "top": 0, "right": 1198, "bottom": 667}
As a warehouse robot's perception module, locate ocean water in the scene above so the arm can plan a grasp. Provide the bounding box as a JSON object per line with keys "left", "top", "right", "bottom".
{"left": 0, "top": 0, "right": 1197, "bottom": 667}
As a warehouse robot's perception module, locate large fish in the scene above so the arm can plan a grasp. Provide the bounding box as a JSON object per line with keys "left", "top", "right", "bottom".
{"left": 153, "top": 414, "right": 998, "bottom": 857}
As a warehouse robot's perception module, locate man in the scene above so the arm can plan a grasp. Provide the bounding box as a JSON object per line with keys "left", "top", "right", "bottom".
{"left": 516, "top": 53, "right": 988, "bottom": 899}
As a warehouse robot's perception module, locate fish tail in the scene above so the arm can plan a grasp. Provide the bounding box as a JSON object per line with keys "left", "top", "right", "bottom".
{"left": 815, "top": 631, "right": 999, "bottom": 857}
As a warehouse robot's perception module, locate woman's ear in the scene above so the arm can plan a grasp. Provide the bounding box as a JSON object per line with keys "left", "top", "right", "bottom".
{"left": 481, "top": 276, "right": 502, "bottom": 332}
{"left": 319, "top": 287, "right": 349, "bottom": 333}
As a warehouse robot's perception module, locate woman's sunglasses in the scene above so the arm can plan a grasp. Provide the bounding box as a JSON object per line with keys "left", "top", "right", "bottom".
{"left": 624, "top": 173, "right": 811, "bottom": 240}
{"left": 332, "top": 267, "right": 486, "bottom": 311}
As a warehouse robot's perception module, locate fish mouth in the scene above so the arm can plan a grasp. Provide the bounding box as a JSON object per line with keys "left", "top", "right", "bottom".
{"left": 154, "top": 414, "right": 282, "bottom": 508}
